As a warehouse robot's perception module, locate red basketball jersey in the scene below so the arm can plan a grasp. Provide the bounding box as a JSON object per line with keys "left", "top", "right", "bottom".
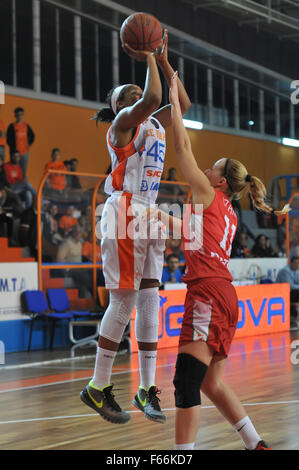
{"left": 182, "top": 189, "right": 237, "bottom": 284}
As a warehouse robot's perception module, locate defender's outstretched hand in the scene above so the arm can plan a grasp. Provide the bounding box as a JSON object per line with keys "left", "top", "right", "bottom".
{"left": 169, "top": 71, "right": 179, "bottom": 106}
{"left": 154, "top": 29, "right": 168, "bottom": 65}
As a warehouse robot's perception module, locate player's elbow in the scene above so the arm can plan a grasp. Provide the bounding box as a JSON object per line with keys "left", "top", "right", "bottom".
{"left": 174, "top": 139, "right": 191, "bottom": 157}
{"left": 142, "top": 92, "right": 161, "bottom": 111}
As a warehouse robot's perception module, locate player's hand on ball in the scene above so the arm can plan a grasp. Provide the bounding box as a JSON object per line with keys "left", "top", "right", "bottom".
{"left": 154, "top": 29, "right": 168, "bottom": 64}
{"left": 122, "top": 43, "right": 153, "bottom": 62}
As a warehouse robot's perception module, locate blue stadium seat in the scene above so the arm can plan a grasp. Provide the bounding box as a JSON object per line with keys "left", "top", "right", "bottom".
{"left": 24, "top": 290, "right": 73, "bottom": 351}
{"left": 47, "top": 288, "right": 98, "bottom": 319}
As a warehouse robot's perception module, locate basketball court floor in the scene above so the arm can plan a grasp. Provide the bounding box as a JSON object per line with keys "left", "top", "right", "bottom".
{"left": 0, "top": 330, "right": 298, "bottom": 451}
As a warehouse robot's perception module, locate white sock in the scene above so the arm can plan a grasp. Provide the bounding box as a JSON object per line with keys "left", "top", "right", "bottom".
{"left": 138, "top": 349, "right": 157, "bottom": 390}
{"left": 174, "top": 443, "right": 195, "bottom": 450}
{"left": 233, "top": 416, "right": 261, "bottom": 450}
{"left": 92, "top": 347, "right": 117, "bottom": 389}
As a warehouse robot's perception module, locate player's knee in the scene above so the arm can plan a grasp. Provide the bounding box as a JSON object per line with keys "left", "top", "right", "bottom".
{"left": 202, "top": 377, "right": 224, "bottom": 398}
{"left": 173, "top": 353, "right": 208, "bottom": 408}
{"left": 135, "top": 288, "right": 159, "bottom": 342}
{"left": 115, "top": 291, "right": 137, "bottom": 326}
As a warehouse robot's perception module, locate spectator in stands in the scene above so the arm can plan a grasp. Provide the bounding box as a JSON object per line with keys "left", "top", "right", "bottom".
{"left": 277, "top": 219, "right": 286, "bottom": 256}
{"left": 0, "top": 104, "right": 6, "bottom": 161}
{"left": 6, "top": 107, "right": 35, "bottom": 178}
{"left": 166, "top": 167, "right": 185, "bottom": 198}
{"left": 277, "top": 239, "right": 286, "bottom": 258}
{"left": 43, "top": 204, "right": 63, "bottom": 246}
{"left": 69, "top": 158, "right": 82, "bottom": 189}
{"left": 251, "top": 234, "right": 271, "bottom": 257}
{"left": 265, "top": 236, "right": 277, "bottom": 257}
{"left": 165, "top": 235, "right": 185, "bottom": 263}
{"left": 0, "top": 188, "right": 24, "bottom": 238}
{"left": 290, "top": 217, "right": 299, "bottom": 257}
{"left": 59, "top": 205, "right": 78, "bottom": 237}
{"left": 82, "top": 232, "right": 105, "bottom": 286}
{"left": 79, "top": 205, "right": 92, "bottom": 236}
{"left": 57, "top": 225, "right": 102, "bottom": 295}
{"left": 63, "top": 160, "right": 72, "bottom": 188}
{"left": 4, "top": 151, "right": 36, "bottom": 209}
{"left": 231, "top": 231, "right": 249, "bottom": 258}
{"left": 56, "top": 224, "right": 83, "bottom": 264}
{"left": 19, "top": 196, "right": 37, "bottom": 258}
{"left": 0, "top": 152, "right": 24, "bottom": 213}
{"left": 44, "top": 148, "right": 66, "bottom": 193}
{"left": 82, "top": 231, "right": 101, "bottom": 263}
{"left": 162, "top": 254, "right": 183, "bottom": 284}
{"left": 0, "top": 153, "right": 8, "bottom": 190}
{"left": 276, "top": 257, "right": 299, "bottom": 330}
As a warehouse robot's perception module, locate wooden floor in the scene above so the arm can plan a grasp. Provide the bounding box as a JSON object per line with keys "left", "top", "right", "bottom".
{"left": 0, "top": 331, "right": 299, "bottom": 451}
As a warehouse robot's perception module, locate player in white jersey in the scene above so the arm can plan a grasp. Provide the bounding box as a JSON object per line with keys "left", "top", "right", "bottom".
{"left": 80, "top": 32, "right": 191, "bottom": 424}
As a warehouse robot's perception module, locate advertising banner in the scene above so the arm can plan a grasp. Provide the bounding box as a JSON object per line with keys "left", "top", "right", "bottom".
{"left": 130, "top": 283, "right": 290, "bottom": 353}
{"left": 0, "top": 263, "right": 38, "bottom": 320}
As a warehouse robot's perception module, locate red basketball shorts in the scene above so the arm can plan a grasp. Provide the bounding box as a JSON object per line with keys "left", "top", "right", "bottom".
{"left": 179, "top": 278, "right": 239, "bottom": 357}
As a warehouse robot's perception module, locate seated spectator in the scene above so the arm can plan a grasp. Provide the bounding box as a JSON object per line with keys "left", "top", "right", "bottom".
{"left": 276, "top": 257, "right": 299, "bottom": 330}
{"left": 59, "top": 205, "right": 78, "bottom": 237}
{"left": 162, "top": 254, "right": 182, "bottom": 284}
{"left": 19, "top": 196, "right": 37, "bottom": 258}
{"left": 265, "top": 236, "right": 277, "bottom": 257}
{"left": 79, "top": 205, "right": 92, "bottom": 236}
{"left": 277, "top": 239, "right": 287, "bottom": 258}
{"left": 166, "top": 167, "right": 185, "bottom": 198}
{"left": 251, "top": 234, "right": 272, "bottom": 258}
{"left": 44, "top": 148, "right": 66, "bottom": 192}
{"left": 82, "top": 232, "right": 101, "bottom": 263}
{"left": 56, "top": 225, "right": 83, "bottom": 264}
{"left": 0, "top": 184, "right": 24, "bottom": 238}
{"left": 231, "top": 231, "right": 249, "bottom": 258}
{"left": 0, "top": 153, "right": 8, "bottom": 189}
{"left": 277, "top": 219, "right": 286, "bottom": 253}
{"left": 57, "top": 225, "right": 104, "bottom": 295}
{"left": 4, "top": 151, "right": 36, "bottom": 209}
{"left": 165, "top": 235, "right": 185, "bottom": 263}
{"left": 42, "top": 204, "right": 63, "bottom": 246}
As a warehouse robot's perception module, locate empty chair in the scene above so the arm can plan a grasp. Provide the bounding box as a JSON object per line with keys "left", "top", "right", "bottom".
{"left": 47, "top": 288, "right": 97, "bottom": 318}
{"left": 47, "top": 288, "right": 103, "bottom": 356}
{"left": 23, "top": 290, "right": 73, "bottom": 351}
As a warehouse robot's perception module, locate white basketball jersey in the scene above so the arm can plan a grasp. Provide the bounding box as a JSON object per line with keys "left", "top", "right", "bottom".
{"left": 104, "top": 116, "right": 166, "bottom": 204}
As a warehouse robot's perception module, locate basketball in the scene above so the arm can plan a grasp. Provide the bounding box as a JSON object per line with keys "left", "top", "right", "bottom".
{"left": 120, "top": 12, "right": 163, "bottom": 52}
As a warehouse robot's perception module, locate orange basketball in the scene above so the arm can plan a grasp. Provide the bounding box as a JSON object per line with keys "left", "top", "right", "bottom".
{"left": 120, "top": 12, "right": 163, "bottom": 52}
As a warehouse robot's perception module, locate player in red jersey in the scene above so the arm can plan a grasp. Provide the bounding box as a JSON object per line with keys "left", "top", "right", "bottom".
{"left": 150, "top": 72, "right": 288, "bottom": 450}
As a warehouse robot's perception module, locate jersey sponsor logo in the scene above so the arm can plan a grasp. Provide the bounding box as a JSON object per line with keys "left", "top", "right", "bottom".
{"left": 140, "top": 179, "right": 160, "bottom": 192}
{"left": 146, "top": 169, "right": 162, "bottom": 178}
{"left": 140, "top": 180, "right": 148, "bottom": 191}
{"left": 145, "top": 128, "right": 165, "bottom": 142}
